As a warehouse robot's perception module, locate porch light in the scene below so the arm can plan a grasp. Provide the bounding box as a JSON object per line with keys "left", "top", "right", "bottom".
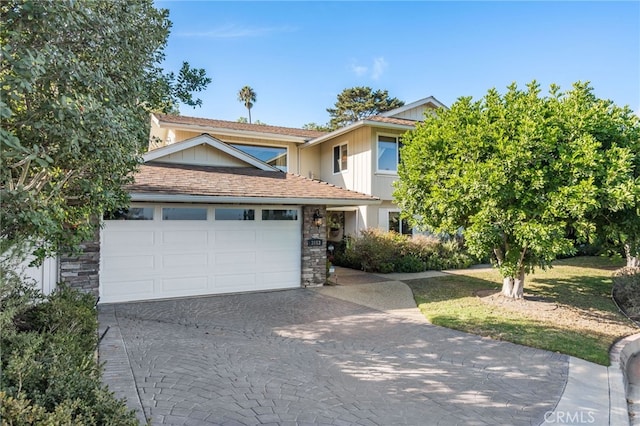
{"left": 312, "top": 209, "right": 323, "bottom": 230}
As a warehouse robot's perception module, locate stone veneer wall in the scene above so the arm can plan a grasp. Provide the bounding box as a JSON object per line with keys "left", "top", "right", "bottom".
{"left": 301, "top": 206, "right": 327, "bottom": 287}
{"left": 59, "top": 230, "right": 100, "bottom": 299}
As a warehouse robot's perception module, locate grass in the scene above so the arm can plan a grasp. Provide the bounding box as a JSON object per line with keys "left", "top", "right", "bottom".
{"left": 405, "top": 256, "right": 639, "bottom": 365}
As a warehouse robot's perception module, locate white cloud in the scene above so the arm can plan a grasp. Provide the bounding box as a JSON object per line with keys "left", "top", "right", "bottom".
{"left": 349, "top": 57, "right": 388, "bottom": 80}
{"left": 371, "top": 57, "right": 388, "bottom": 80}
{"left": 349, "top": 62, "right": 368, "bottom": 77}
{"left": 179, "top": 24, "right": 296, "bottom": 39}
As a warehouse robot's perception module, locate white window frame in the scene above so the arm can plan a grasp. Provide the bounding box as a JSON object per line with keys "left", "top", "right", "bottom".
{"left": 376, "top": 133, "right": 402, "bottom": 174}
{"left": 332, "top": 142, "right": 348, "bottom": 174}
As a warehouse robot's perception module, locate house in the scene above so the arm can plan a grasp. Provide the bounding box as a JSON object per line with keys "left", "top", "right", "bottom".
{"left": 148, "top": 95, "right": 445, "bottom": 239}
{"left": 36, "top": 96, "right": 446, "bottom": 303}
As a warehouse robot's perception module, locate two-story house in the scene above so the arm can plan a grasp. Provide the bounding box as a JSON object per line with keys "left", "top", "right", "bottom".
{"left": 33, "top": 96, "right": 445, "bottom": 303}
{"left": 147, "top": 96, "right": 445, "bottom": 240}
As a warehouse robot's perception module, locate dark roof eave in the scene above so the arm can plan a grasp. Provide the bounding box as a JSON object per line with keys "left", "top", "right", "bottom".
{"left": 129, "top": 192, "right": 381, "bottom": 206}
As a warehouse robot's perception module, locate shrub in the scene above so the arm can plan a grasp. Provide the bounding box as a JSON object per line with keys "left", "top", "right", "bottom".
{"left": 332, "top": 228, "right": 475, "bottom": 273}
{"left": 612, "top": 267, "right": 640, "bottom": 323}
{"left": 0, "top": 278, "right": 138, "bottom": 425}
{"left": 396, "top": 255, "right": 425, "bottom": 273}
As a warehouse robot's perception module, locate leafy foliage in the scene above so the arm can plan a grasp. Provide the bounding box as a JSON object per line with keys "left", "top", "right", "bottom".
{"left": 144, "top": 61, "right": 212, "bottom": 114}
{"left": 0, "top": 0, "right": 210, "bottom": 263}
{"left": 326, "top": 86, "right": 404, "bottom": 130}
{"left": 0, "top": 283, "right": 138, "bottom": 425}
{"left": 332, "top": 229, "right": 474, "bottom": 273}
{"left": 302, "top": 122, "right": 331, "bottom": 132}
{"left": 395, "top": 81, "right": 640, "bottom": 294}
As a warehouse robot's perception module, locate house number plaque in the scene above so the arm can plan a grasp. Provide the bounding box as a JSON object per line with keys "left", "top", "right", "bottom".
{"left": 307, "top": 238, "right": 323, "bottom": 247}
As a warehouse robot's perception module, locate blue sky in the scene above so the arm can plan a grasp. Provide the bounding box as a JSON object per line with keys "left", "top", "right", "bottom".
{"left": 156, "top": 1, "right": 640, "bottom": 128}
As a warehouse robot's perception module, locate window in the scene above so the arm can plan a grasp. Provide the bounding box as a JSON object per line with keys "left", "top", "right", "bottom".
{"left": 230, "top": 143, "right": 287, "bottom": 172}
{"left": 388, "top": 211, "right": 412, "bottom": 236}
{"left": 262, "top": 209, "right": 298, "bottom": 220}
{"left": 215, "top": 208, "right": 255, "bottom": 221}
{"left": 105, "top": 207, "right": 154, "bottom": 220}
{"left": 377, "top": 135, "right": 402, "bottom": 173}
{"left": 162, "top": 208, "right": 207, "bottom": 220}
{"left": 333, "top": 143, "right": 348, "bottom": 173}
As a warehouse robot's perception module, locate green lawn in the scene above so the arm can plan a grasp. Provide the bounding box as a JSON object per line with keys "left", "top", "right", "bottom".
{"left": 406, "top": 256, "right": 639, "bottom": 365}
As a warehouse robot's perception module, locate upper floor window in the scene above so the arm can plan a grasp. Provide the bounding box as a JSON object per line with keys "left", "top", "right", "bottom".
{"left": 333, "top": 143, "right": 348, "bottom": 173}
{"left": 230, "top": 143, "right": 287, "bottom": 172}
{"left": 377, "top": 135, "right": 402, "bottom": 173}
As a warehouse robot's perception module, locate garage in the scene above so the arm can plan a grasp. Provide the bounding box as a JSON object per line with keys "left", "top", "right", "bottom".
{"left": 100, "top": 204, "right": 301, "bottom": 303}
{"left": 100, "top": 205, "right": 301, "bottom": 303}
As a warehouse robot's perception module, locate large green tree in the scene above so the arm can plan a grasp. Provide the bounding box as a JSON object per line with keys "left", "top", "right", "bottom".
{"left": 144, "top": 61, "right": 212, "bottom": 114}
{"left": 326, "top": 87, "right": 404, "bottom": 130}
{"left": 0, "top": 0, "right": 210, "bottom": 262}
{"left": 394, "top": 81, "right": 639, "bottom": 298}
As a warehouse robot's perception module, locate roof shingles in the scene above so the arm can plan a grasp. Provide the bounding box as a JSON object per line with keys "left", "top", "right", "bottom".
{"left": 128, "top": 162, "right": 379, "bottom": 202}
{"left": 155, "top": 113, "right": 327, "bottom": 139}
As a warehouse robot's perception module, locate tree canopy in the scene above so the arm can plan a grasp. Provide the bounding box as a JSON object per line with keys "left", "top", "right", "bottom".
{"left": 302, "top": 122, "right": 331, "bottom": 132}
{"left": 238, "top": 85, "right": 256, "bottom": 124}
{"left": 394, "top": 81, "right": 639, "bottom": 298}
{"left": 326, "top": 87, "right": 404, "bottom": 130}
{"left": 0, "top": 0, "right": 211, "bottom": 261}
{"left": 144, "top": 61, "right": 212, "bottom": 114}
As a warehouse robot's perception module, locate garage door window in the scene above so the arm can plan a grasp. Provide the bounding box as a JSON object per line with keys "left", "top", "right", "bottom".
{"left": 105, "top": 207, "right": 154, "bottom": 220}
{"left": 162, "top": 207, "right": 207, "bottom": 220}
{"left": 262, "top": 209, "right": 298, "bottom": 220}
{"left": 215, "top": 208, "right": 255, "bottom": 221}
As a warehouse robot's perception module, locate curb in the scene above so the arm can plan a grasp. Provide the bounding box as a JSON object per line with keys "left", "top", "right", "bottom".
{"left": 609, "top": 333, "right": 640, "bottom": 426}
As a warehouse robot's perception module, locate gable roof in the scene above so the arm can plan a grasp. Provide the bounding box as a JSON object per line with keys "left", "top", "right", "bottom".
{"left": 153, "top": 113, "right": 327, "bottom": 142}
{"left": 302, "top": 116, "right": 416, "bottom": 148}
{"left": 128, "top": 162, "right": 380, "bottom": 206}
{"left": 379, "top": 96, "right": 448, "bottom": 117}
{"left": 303, "top": 95, "right": 447, "bottom": 148}
{"left": 144, "top": 134, "right": 279, "bottom": 171}
{"left": 366, "top": 116, "right": 418, "bottom": 126}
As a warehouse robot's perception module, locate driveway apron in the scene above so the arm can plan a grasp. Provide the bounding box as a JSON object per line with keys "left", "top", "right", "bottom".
{"left": 99, "top": 288, "right": 567, "bottom": 426}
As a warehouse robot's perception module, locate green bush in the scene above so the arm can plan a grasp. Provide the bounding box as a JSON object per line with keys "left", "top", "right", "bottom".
{"left": 396, "top": 255, "right": 425, "bottom": 273}
{"left": 0, "top": 279, "right": 138, "bottom": 425}
{"left": 612, "top": 267, "right": 640, "bottom": 322}
{"left": 332, "top": 228, "right": 475, "bottom": 273}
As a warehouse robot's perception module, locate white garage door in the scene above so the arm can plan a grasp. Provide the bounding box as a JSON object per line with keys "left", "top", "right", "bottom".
{"left": 100, "top": 205, "right": 301, "bottom": 303}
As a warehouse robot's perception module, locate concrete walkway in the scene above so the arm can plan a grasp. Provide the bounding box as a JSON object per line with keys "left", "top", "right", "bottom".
{"left": 317, "top": 266, "right": 639, "bottom": 426}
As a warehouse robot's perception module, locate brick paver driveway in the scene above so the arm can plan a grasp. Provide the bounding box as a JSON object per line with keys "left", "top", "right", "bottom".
{"left": 100, "top": 289, "right": 568, "bottom": 425}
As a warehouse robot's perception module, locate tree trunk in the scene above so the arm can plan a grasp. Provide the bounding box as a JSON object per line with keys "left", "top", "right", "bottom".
{"left": 624, "top": 244, "right": 639, "bottom": 268}
{"left": 501, "top": 269, "right": 525, "bottom": 299}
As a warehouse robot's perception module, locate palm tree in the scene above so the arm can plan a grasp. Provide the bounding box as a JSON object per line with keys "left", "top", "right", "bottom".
{"left": 237, "top": 86, "right": 256, "bottom": 124}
